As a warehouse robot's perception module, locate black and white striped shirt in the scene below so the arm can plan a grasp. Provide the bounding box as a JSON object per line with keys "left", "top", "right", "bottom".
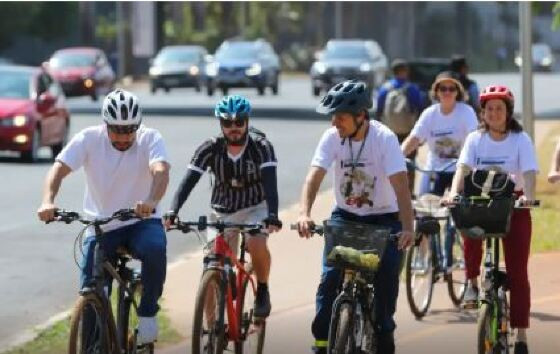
{"left": 189, "top": 134, "right": 278, "bottom": 213}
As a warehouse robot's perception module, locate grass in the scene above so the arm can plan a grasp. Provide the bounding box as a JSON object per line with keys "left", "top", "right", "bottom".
{"left": 3, "top": 293, "right": 183, "bottom": 354}
{"left": 531, "top": 125, "right": 560, "bottom": 253}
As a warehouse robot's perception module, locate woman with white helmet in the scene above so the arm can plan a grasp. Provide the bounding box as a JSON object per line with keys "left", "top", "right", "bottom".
{"left": 37, "top": 88, "right": 170, "bottom": 345}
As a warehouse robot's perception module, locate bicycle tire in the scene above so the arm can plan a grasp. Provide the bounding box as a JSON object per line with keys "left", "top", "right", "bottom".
{"left": 447, "top": 231, "right": 467, "bottom": 306}
{"left": 405, "top": 235, "right": 434, "bottom": 318}
{"left": 328, "top": 301, "right": 354, "bottom": 354}
{"left": 477, "top": 303, "right": 495, "bottom": 354}
{"left": 235, "top": 271, "right": 266, "bottom": 354}
{"left": 117, "top": 280, "right": 151, "bottom": 354}
{"left": 68, "top": 293, "right": 120, "bottom": 354}
{"left": 192, "top": 270, "right": 227, "bottom": 354}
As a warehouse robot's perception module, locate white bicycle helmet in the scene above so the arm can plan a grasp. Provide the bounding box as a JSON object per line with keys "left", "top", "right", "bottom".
{"left": 102, "top": 89, "right": 142, "bottom": 133}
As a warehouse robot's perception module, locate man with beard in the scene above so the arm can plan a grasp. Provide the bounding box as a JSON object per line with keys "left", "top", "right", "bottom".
{"left": 165, "top": 95, "right": 282, "bottom": 318}
{"left": 37, "top": 89, "right": 170, "bottom": 345}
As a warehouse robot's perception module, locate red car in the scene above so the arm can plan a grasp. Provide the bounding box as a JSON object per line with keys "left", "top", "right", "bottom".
{"left": 0, "top": 65, "right": 70, "bottom": 162}
{"left": 47, "top": 47, "right": 115, "bottom": 101}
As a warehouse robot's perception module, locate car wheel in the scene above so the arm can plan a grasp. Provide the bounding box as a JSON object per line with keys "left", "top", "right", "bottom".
{"left": 221, "top": 87, "right": 229, "bottom": 96}
{"left": 21, "top": 128, "right": 40, "bottom": 163}
{"left": 257, "top": 86, "right": 265, "bottom": 96}
{"left": 51, "top": 120, "right": 69, "bottom": 158}
{"left": 164, "top": 86, "right": 170, "bottom": 93}
{"left": 150, "top": 83, "right": 157, "bottom": 94}
{"left": 195, "top": 81, "right": 202, "bottom": 92}
{"left": 90, "top": 90, "right": 98, "bottom": 101}
{"left": 207, "top": 85, "right": 214, "bottom": 96}
{"left": 313, "top": 86, "right": 321, "bottom": 96}
{"left": 271, "top": 79, "right": 279, "bottom": 95}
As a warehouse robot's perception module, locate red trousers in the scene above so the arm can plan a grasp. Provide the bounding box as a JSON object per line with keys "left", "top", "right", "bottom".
{"left": 463, "top": 208, "right": 532, "bottom": 328}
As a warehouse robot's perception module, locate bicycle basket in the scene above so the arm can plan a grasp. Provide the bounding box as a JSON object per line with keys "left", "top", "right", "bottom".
{"left": 463, "top": 170, "right": 515, "bottom": 198}
{"left": 450, "top": 196, "right": 514, "bottom": 239}
{"left": 323, "top": 219, "right": 391, "bottom": 270}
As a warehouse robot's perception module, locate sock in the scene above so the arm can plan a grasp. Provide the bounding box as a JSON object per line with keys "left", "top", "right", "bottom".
{"left": 516, "top": 329, "right": 527, "bottom": 343}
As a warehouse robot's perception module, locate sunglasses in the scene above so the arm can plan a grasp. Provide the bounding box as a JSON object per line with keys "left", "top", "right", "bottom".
{"left": 221, "top": 119, "right": 246, "bottom": 128}
{"left": 438, "top": 85, "right": 457, "bottom": 93}
{"left": 107, "top": 124, "right": 139, "bottom": 134}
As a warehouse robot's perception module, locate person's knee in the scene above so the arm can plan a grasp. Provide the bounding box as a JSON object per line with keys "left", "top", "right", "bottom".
{"left": 246, "top": 237, "right": 268, "bottom": 255}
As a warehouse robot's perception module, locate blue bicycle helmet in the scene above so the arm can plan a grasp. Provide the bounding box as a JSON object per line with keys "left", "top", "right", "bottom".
{"left": 214, "top": 95, "right": 251, "bottom": 120}
{"left": 316, "top": 80, "right": 372, "bottom": 115}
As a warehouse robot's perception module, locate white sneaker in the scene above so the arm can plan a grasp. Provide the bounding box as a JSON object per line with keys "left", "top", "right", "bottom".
{"left": 463, "top": 286, "right": 479, "bottom": 309}
{"left": 137, "top": 316, "right": 158, "bottom": 345}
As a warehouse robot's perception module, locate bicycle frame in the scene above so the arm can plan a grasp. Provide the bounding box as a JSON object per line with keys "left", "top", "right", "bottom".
{"left": 204, "top": 230, "right": 258, "bottom": 343}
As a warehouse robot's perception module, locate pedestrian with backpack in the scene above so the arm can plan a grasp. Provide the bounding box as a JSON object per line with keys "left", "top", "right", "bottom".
{"left": 376, "top": 59, "right": 423, "bottom": 192}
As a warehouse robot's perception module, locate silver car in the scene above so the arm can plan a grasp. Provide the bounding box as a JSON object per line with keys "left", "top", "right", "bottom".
{"left": 149, "top": 45, "right": 208, "bottom": 93}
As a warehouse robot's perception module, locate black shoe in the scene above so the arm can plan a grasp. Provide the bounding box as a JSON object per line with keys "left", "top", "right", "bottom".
{"left": 514, "top": 342, "right": 529, "bottom": 354}
{"left": 254, "top": 285, "right": 271, "bottom": 318}
{"left": 376, "top": 332, "right": 395, "bottom": 354}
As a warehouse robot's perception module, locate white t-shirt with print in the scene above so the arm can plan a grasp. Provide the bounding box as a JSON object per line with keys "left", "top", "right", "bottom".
{"left": 458, "top": 130, "right": 539, "bottom": 190}
{"left": 410, "top": 102, "right": 478, "bottom": 171}
{"left": 311, "top": 120, "right": 406, "bottom": 216}
{"left": 56, "top": 124, "right": 169, "bottom": 231}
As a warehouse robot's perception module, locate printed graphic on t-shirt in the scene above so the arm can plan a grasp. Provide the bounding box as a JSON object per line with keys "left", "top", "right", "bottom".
{"left": 476, "top": 155, "right": 508, "bottom": 171}
{"left": 339, "top": 159, "right": 377, "bottom": 209}
{"left": 431, "top": 129, "right": 461, "bottom": 159}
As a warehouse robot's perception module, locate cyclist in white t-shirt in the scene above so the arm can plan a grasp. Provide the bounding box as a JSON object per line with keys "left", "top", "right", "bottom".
{"left": 37, "top": 89, "right": 170, "bottom": 345}
{"left": 296, "top": 80, "right": 414, "bottom": 354}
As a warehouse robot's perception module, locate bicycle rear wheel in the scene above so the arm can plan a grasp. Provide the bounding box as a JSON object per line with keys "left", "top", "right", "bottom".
{"left": 68, "top": 293, "right": 120, "bottom": 354}
{"left": 405, "top": 234, "right": 434, "bottom": 318}
{"left": 328, "top": 301, "right": 354, "bottom": 354}
{"left": 447, "top": 230, "right": 467, "bottom": 306}
{"left": 192, "top": 270, "right": 227, "bottom": 354}
{"left": 235, "top": 268, "right": 266, "bottom": 354}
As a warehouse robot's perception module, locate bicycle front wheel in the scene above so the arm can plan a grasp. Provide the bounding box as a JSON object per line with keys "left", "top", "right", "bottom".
{"left": 328, "top": 301, "right": 354, "bottom": 354}
{"left": 235, "top": 269, "right": 266, "bottom": 354}
{"left": 447, "top": 231, "right": 467, "bottom": 306}
{"left": 192, "top": 270, "right": 227, "bottom": 354}
{"left": 68, "top": 293, "right": 120, "bottom": 354}
{"left": 116, "top": 280, "right": 154, "bottom": 354}
{"left": 405, "top": 234, "right": 434, "bottom": 318}
{"left": 477, "top": 303, "right": 495, "bottom": 354}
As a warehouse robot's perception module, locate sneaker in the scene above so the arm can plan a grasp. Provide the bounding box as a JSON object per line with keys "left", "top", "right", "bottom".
{"left": 254, "top": 285, "right": 271, "bottom": 318}
{"left": 514, "top": 342, "right": 529, "bottom": 354}
{"left": 137, "top": 316, "right": 158, "bottom": 345}
{"left": 463, "top": 285, "right": 479, "bottom": 309}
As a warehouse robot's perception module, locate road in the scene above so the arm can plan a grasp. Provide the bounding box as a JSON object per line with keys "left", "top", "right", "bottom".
{"left": 2, "top": 73, "right": 560, "bottom": 351}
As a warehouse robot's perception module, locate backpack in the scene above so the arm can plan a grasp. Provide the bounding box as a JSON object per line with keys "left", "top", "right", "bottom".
{"left": 382, "top": 83, "right": 417, "bottom": 135}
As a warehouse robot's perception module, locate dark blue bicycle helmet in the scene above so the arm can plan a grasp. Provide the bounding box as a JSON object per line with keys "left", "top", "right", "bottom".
{"left": 316, "top": 80, "right": 372, "bottom": 115}
{"left": 214, "top": 95, "right": 251, "bottom": 120}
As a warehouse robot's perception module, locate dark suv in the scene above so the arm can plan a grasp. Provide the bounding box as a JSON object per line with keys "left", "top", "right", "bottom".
{"left": 206, "top": 39, "right": 280, "bottom": 96}
{"left": 407, "top": 58, "right": 450, "bottom": 109}
{"left": 310, "top": 39, "right": 388, "bottom": 96}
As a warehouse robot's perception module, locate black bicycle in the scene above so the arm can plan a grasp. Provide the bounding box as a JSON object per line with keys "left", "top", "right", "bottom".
{"left": 450, "top": 196, "right": 539, "bottom": 354}
{"left": 292, "top": 220, "right": 397, "bottom": 354}
{"left": 47, "top": 208, "right": 154, "bottom": 354}
{"left": 405, "top": 159, "right": 467, "bottom": 318}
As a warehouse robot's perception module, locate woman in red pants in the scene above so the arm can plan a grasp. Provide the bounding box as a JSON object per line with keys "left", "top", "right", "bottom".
{"left": 445, "top": 85, "right": 538, "bottom": 354}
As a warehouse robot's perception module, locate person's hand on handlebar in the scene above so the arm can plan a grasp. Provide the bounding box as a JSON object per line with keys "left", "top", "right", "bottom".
{"left": 162, "top": 211, "right": 177, "bottom": 231}
{"left": 516, "top": 195, "right": 538, "bottom": 207}
{"left": 440, "top": 192, "right": 459, "bottom": 206}
{"left": 398, "top": 230, "right": 414, "bottom": 250}
{"left": 296, "top": 214, "right": 315, "bottom": 239}
{"left": 263, "top": 214, "right": 282, "bottom": 233}
{"left": 37, "top": 202, "right": 57, "bottom": 222}
{"left": 135, "top": 199, "right": 157, "bottom": 219}
{"left": 547, "top": 171, "right": 560, "bottom": 184}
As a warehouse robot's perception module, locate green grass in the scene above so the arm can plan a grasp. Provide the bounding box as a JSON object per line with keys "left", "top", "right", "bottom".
{"left": 3, "top": 294, "right": 183, "bottom": 354}
{"left": 531, "top": 125, "right": 560, "bottom": 253}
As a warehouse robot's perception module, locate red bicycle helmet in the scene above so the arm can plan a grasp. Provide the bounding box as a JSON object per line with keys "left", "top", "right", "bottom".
{"left": 479, "top": 85, "right": 514, "bottom": 106}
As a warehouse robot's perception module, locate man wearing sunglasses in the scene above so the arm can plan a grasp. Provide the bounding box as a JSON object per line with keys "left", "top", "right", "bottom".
{"left": 37, "top": 89, "right": 170, "bottom": 345}
{"left": 165, "top": 95, "right": 282, "bottom": 318}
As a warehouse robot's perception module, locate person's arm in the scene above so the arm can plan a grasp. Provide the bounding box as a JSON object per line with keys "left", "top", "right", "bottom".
{"left": 548, "top": 138, "right": 560, "bottom": 183}
{"left": 401, "top": 135, "right": 422, "bottom": 156}
{"left": 261, "top": 166, "right": 281, "bottom": 232}
{"left": 522, "top": 171, "right": 537, "bottom": 201}
{"left": 137, "top": 161, "right": 170, "bottom": 218}
{"left": 297, "top": 166, "right": 327, "bottom": 238}
{"left": 37, "top": 161, "right": 72, "bottom": 222}
{"left": 448, "top": 163, "right": 471, "bottom": 197}
{"left": 389, "top": 171, "right": 414, "bottom": 250}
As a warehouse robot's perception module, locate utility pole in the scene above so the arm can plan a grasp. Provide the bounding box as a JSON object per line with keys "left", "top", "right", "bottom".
{"left": 519, "top": 2, "right": 534, "bottom": 140}
{"left": 335, "top": 2, "right": 342, "bottom": 38}
{"left": 116, "top": 2, "right": 125, "bottom": 80}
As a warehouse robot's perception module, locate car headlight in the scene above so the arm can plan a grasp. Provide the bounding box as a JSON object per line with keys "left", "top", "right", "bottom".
{"left": 314, "top": 62, "right": 327, "bottom": 75}
{"left": 360, "top": 63, "right": 372, "bottom": 72}
{"left": 515, "top": 57, "right": 522, "bottom": 66}
{"left": 0, "top": 115, "right": 28, "bottom": 127}
{"left": 149, "top": 67, "right": 162, "bottom": 76}
{"left": 542, "top": 57, "right": 552, "bottom": 66}
{"left": 245, "top": 63, "right": 262, "bottom": 76}
{"left": 83, "top": 79, "right": 94, "bottom": 88}
{"left": 189, "top": 66, "right": 200, "bottom": 76}
{"left": 206, "top": 63, "right": 218, "bottom": 77}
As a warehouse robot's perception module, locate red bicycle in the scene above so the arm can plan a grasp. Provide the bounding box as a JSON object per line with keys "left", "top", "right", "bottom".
{"left": 169, "top": 216, "right": 266, "bottom": 354}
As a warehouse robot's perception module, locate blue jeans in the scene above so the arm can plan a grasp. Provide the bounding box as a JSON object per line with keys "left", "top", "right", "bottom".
{"left": 312, "top": 208, "right": 403, "bottom": 343}
{"left": 80, "top": 218, "right": 167, "bottom": 317}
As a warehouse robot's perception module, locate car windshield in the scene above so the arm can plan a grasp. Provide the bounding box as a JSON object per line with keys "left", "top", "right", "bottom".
{"left": 216, "top": 44, "right": 259, "bottom": 61}
{"left": 324, "top": 45, "right": 370, "bottom": 60}
{"left": 50, "top": 53, "right": 96, "bottom": 68}
{"left": 155, "top": 49, "right": 199, "bottom": 65}
{"left": 533, "top": 45, "right": 551, "bottom": 59}
{"left": 0, "top": 70, "right": 31, "bottom": 99}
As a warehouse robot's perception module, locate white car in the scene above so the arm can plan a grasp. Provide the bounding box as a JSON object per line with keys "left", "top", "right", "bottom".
{"left": 515, "top": 43, "right": 555, "bottom": 72}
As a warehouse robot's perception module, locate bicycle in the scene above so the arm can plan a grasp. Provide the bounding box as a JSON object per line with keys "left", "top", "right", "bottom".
{"left": 47, "top": 208, "right": 154, "bottom": 354}
{"left": 449, "top": 195, "right": 539, "bottom": 354}
{"left": 292, "top": 219, "right": 397, "bottom": 354}
{"left": 168, "top": 216, "right": 267, "bottom": 354}
{"left": 404, "top": 159, "right": 467, "bottom": 319}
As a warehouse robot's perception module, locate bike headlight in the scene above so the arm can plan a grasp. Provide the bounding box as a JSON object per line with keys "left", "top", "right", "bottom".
{"left": 245, "top": 63, "right": 262, "bottom": 76}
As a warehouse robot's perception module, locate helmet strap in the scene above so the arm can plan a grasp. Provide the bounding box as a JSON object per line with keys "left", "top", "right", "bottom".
{"left": 348, "top": 114, "right": 365, "bottom": 140}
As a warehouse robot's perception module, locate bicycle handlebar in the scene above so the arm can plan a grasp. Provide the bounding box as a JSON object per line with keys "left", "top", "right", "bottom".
{"left": 289, "top": 223, "right": 324, "bottom": 236}
{"left": 168, "top": 215, "right": 265, "bottom": 234}
{"left": 445, "top": 197, "right": 540, "bottom": 209}
{"left": 405, "top": 158, "right": 457, "bottom": 174}
{"left": 47, "top": 208, "right": 141, "bottom": 226}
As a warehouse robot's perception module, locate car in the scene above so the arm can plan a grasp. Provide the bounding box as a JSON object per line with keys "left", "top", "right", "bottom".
{"left": 310, "top": 39, "right": 388, "bottom": 96}
{"left": 515, "top": 42, "right": 555, "bottom": 72}
{"left": 407, "top": 58, "right": 450, "bottom": 109}
{"left": 47, "top": 47, "right": 115, "bottom": 101}
{"left": 206, "top": 39, "right": 281, "bottom": 96}
{"left": 0, "top": 65, "right": 70, "bottom": 162}
{"left": 149, "top": 45, "right": 208, "bottom": 93}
